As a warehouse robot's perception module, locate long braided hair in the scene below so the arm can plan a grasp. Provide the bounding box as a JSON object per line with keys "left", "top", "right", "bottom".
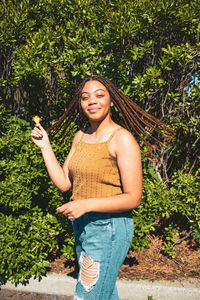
{"left": 47, "top": 75, "right": 175, "bottom": 159}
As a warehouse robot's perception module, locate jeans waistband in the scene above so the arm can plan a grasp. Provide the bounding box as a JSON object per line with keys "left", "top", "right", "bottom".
{"left": 88, "top": 210, "right": 132, "bottom": 219}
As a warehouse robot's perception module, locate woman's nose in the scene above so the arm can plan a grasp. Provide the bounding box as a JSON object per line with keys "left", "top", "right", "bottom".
{"left": 88, "top": 95, "right": 97, "bottom": 105}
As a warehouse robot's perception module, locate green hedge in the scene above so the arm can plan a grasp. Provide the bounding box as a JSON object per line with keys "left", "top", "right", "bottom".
{"left": 0, "top": 107, "right": 199, "bottom": 283}
{"left": 0, "top": 106, "right": 74, "bottom": 284}
{"left": 0, "top": 0, "right": 199, "bottom": 284}
{"left": 1, "top": 0, "right": 199, "bottom": 180}
{"left": 133, "top": 168, "right": 200, "bottom": 258}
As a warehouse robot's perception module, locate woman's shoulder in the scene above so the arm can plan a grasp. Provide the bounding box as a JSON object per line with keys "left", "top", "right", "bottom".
{"left": 112, "top": 127, "right": 138, "bottom": 145}
{"left": 112, "top": 126, "right": 139, "bottom": 147}
{"left": 71, "top": 130, "right": 84, "bottom": 146}
{"left": 109, "top": 127, "right": 141, "bottom": 157}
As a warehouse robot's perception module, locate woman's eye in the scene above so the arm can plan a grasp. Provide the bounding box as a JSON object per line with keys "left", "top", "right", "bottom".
{"left": 81, "top": 97, "right": 88, "bottom": 101}
{"left": 97, "top": 94, "right": 104, "bottom": 98}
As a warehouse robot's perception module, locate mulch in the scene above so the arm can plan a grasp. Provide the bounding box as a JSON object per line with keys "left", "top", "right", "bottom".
{"left": 48, "top": 236, "right": 200, "bottom": 282}
{"left": 1, "top": 236, "right": 199, "bottom": 300}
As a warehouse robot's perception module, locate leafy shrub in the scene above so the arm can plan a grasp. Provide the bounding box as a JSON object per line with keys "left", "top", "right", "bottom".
{"left": 132, "top": 167, "right": 200, "bottom": 258}
{"left": 0, "top": 105, "right": 199, "bottom": 284}
{"left": 132, "top": 171, "right": 170, "bottom": 251}
{"left": 1, "top": 0, "right": 199, "bottom": 181}
{"left": 0, "top": 0, "right": 200, "bottom": 282}
{"left": 0, "top": 106, "right": 74, "bottom": 284}
{"left": 0, "top": 211, "right": 60, "bottom": 284}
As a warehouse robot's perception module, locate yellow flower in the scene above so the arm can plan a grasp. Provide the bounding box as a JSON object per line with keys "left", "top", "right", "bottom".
{"left": 32, "top": 115, "right": 42, "bottom": 124}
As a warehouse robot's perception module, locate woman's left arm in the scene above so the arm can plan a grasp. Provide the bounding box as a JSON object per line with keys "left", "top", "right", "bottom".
{"left": 56, "top": 130, "right": 143, "bottom": 218}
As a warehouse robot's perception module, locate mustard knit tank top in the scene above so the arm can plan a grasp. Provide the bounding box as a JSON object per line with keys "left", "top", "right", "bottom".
{"left": 68, "top": 128, "right": 123, "bottom": 201}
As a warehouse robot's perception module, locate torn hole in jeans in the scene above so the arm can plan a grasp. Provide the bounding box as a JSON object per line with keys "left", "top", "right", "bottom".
{"left": 79, "top": 253, "right": 99, "bottom": 292}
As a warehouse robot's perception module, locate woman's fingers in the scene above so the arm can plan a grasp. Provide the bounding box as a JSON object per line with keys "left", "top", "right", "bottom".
{"left": 31, "top": 123, "right": 48, "bottom": 139}
{"left": 31, "top": 127, "right": 43, "bottom": 139}
{"left": 36, "top": 123, "right": 46, "bottom": 133}
{"left": 30, "top": 124, "right": 50, "bottom": 150}
{"left": 32, "top": 127, "right": 42, "bottom": 135}
{"left": 56, "top": 201, "right": 86, "bottom": 220}
{"left": 56, "top": 204, "right": 74, "bottom": 218}
{"left": 56, "top": 204, "right": 69, "bottom": 214}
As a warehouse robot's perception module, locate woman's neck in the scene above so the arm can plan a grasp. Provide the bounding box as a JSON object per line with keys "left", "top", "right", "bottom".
{"left": 89, "top": 118, "right": 116, "bottom": 136}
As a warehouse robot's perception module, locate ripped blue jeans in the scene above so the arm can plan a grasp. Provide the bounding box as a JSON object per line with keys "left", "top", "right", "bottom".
{"left": 72, "top": 211, "right": 134, "bottom": 300}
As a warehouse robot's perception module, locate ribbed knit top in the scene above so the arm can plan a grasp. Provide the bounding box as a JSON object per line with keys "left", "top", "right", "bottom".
{"left": 68, "top": 128, "right": 123, "bottom": 201}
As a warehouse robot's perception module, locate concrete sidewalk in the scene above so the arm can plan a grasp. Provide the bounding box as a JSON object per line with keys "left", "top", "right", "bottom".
{"left": 1, "top": 273, "right": 200, "bottom": 300}
{"left": 0, "top": 289, "right": 73, "bottom": 300}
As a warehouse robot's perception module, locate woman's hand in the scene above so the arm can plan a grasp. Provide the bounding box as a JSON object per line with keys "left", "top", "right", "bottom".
{"left": 31, "top": 123, "right": 50, "bottom": 150}
{"left": 56, "top": 200, "right": 90, "bottom": 219}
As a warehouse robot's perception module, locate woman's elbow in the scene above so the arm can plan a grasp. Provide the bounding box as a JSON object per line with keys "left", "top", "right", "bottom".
{"left": 58, "top": 182, "right": 71, "bottom": 193}
{"left": 135, "top": 196, "right": 142, "bottom": 208}
{"left": 59, "top": 187, "right": 68, "bottom": 193}
{"left": 130, "top": 192, "right": 142, "bottom": 209}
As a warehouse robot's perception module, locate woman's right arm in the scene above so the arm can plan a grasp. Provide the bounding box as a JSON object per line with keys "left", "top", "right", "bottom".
{"left": 31, "top": 123, "right": 81, "bottom": 192}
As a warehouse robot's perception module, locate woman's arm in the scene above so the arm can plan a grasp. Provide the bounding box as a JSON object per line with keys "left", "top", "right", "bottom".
{"left": 57, "top": 129, "right": 143, "bottom": 218}
{"left": 31, "top": 124, "right": 81, "bottom": 192}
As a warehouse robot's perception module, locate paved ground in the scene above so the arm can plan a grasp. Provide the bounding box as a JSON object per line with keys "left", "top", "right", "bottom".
{"left": 1, "top": 273, "right": 200, "bottom": 300}
{"left": 0, "top": 289, "right": 73, "bottom": 300}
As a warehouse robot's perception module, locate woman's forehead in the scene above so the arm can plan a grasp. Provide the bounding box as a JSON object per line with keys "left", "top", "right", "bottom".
{"left": 82, "top": 80, "right": 107, "bottom": 93}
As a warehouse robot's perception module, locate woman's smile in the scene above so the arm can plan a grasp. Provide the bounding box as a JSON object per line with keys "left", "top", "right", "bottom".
{"left": 88, "top": 107, "right": 99, "bottom": 113}
{"left": 80, "top": 80, "right": 113, "bottom": 122}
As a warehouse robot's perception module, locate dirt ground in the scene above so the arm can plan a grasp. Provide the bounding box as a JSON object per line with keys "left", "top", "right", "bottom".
{"left": 0, "top": 236, "right": 199, "bottom": 300}
{"left": 0, "top": 289, "right": 73, "bottom": 300}
{"left": 48, "top": 236, "right": 200, "bottom": 282}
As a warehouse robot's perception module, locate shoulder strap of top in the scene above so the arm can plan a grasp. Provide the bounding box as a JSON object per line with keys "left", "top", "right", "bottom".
{"left": 78, "top": 131, "right": 85, "bottom": 144}
{"left": 107, "top": 127, "right": 124, "bottom": 143}
{"left": 79, "top": 128, "right": 123, "bottom": 144}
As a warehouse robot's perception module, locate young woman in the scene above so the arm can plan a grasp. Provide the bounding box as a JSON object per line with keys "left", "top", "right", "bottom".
{"left": 31, "top": 76, "right": 174, "bottom": 300}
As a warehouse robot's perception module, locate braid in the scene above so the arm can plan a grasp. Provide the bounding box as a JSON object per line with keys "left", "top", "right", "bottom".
{"left": 47, "top": 75, "right": 175, "bottom": 158}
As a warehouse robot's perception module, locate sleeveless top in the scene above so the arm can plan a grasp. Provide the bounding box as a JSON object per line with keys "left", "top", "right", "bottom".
{"left": 68, "top": 128, "right": 123, "bottom": 201}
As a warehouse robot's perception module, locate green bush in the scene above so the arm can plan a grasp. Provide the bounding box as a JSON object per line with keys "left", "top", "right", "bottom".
{"left": 0, "top": 0, "right": 200, "bottom": 283}
{"left": 0, "top": 106, "right": 74, "bottom": 284}
{"left": 0, "top": 211, "right": 60, "bottom": 284}
{"left": 1, "top": 0, "right": 199, "bottom": 182}
{"left": 132, "top": 167, "right": 200, "bottom": 258}
{"left": 1, "top": 106, "right": 199, "bottom": 284}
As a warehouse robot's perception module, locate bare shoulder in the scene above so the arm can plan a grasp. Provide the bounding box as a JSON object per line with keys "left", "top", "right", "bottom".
{"left": 110, "top": 127, "right": 141, "bottom": 157}
{"left": 113, "top": 128, "right": 140, "bottom": 150}
{"left": 71, "top": 130, "right": 83, "bottom": 146}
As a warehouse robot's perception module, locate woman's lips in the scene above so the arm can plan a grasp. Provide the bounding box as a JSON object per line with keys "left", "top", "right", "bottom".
{"left": 88, "top": 108, "right": 99, "bottom": 113}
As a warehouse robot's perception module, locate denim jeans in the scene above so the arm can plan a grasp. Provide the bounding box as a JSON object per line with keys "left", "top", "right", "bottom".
{"left": 72, "top": 211, "right": 134, "bottom": 300}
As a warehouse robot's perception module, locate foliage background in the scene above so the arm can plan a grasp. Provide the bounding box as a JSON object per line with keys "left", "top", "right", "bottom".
{"left": 0, "top": 0, "right": 199, "bottom": 284}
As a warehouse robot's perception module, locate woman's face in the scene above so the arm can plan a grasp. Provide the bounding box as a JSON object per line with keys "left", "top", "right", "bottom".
{"left": 80, "top": 80, "right": 113, "bottom": 123}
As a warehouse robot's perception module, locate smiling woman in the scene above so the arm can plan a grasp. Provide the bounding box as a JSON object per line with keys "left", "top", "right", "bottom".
{"left": 47, "top": 76, "right": 175, "bottom": 157}
{"left": 31, "top": 75, "right": 174, "bottom": 300}
{"left": 80, "top": 81, "right": 114, "bottom": 129}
